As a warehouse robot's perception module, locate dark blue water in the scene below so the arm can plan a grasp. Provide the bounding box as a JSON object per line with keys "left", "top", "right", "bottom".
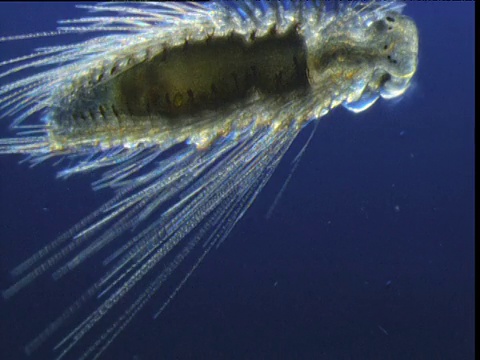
{"left": 0, "top": 2, "right": 474, "bottom": 360}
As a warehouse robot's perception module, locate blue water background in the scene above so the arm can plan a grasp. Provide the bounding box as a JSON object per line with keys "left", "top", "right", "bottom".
{"left": 0, "top": 2, "right": 474, "bottom": 359}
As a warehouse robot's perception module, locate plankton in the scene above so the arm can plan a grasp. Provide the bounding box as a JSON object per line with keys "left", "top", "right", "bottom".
{"left": 0, "top": 1, "right": 418, "bottom": 358}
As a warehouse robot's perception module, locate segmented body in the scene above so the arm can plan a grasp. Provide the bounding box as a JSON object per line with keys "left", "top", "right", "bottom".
{"left": 52, "top": 23, "right": 310, "bottom": 150}
{"left": 0, "top": 1, "right": 418, "bottom": 359}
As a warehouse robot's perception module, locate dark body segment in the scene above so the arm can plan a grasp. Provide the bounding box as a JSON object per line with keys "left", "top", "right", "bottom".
{"left": 56, "top": 26, "right": 308, "bottom": 133}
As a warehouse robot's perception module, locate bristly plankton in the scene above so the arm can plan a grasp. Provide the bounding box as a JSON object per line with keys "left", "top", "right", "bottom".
{"left": 0, "top": 1, "right": 418, "bottom": 359}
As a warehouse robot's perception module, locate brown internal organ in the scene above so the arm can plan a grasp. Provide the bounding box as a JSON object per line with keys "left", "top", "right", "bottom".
{"left": 111, "top": 27, "right": 308, "bottom": 118}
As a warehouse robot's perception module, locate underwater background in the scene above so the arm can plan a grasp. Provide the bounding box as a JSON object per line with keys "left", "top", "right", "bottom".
{"left": 0, "top": 2, "right": 474, "bottom": 360}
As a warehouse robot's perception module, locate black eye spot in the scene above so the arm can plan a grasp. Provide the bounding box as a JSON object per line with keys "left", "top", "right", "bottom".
{"left": 384, "top": 45, "right": 388, "bottom": 50}
{"left": 387, "top": 55, "right": 398, "bottom": 65}
{"left": 386, "top": 16, "right": 395, "bottom": 22}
